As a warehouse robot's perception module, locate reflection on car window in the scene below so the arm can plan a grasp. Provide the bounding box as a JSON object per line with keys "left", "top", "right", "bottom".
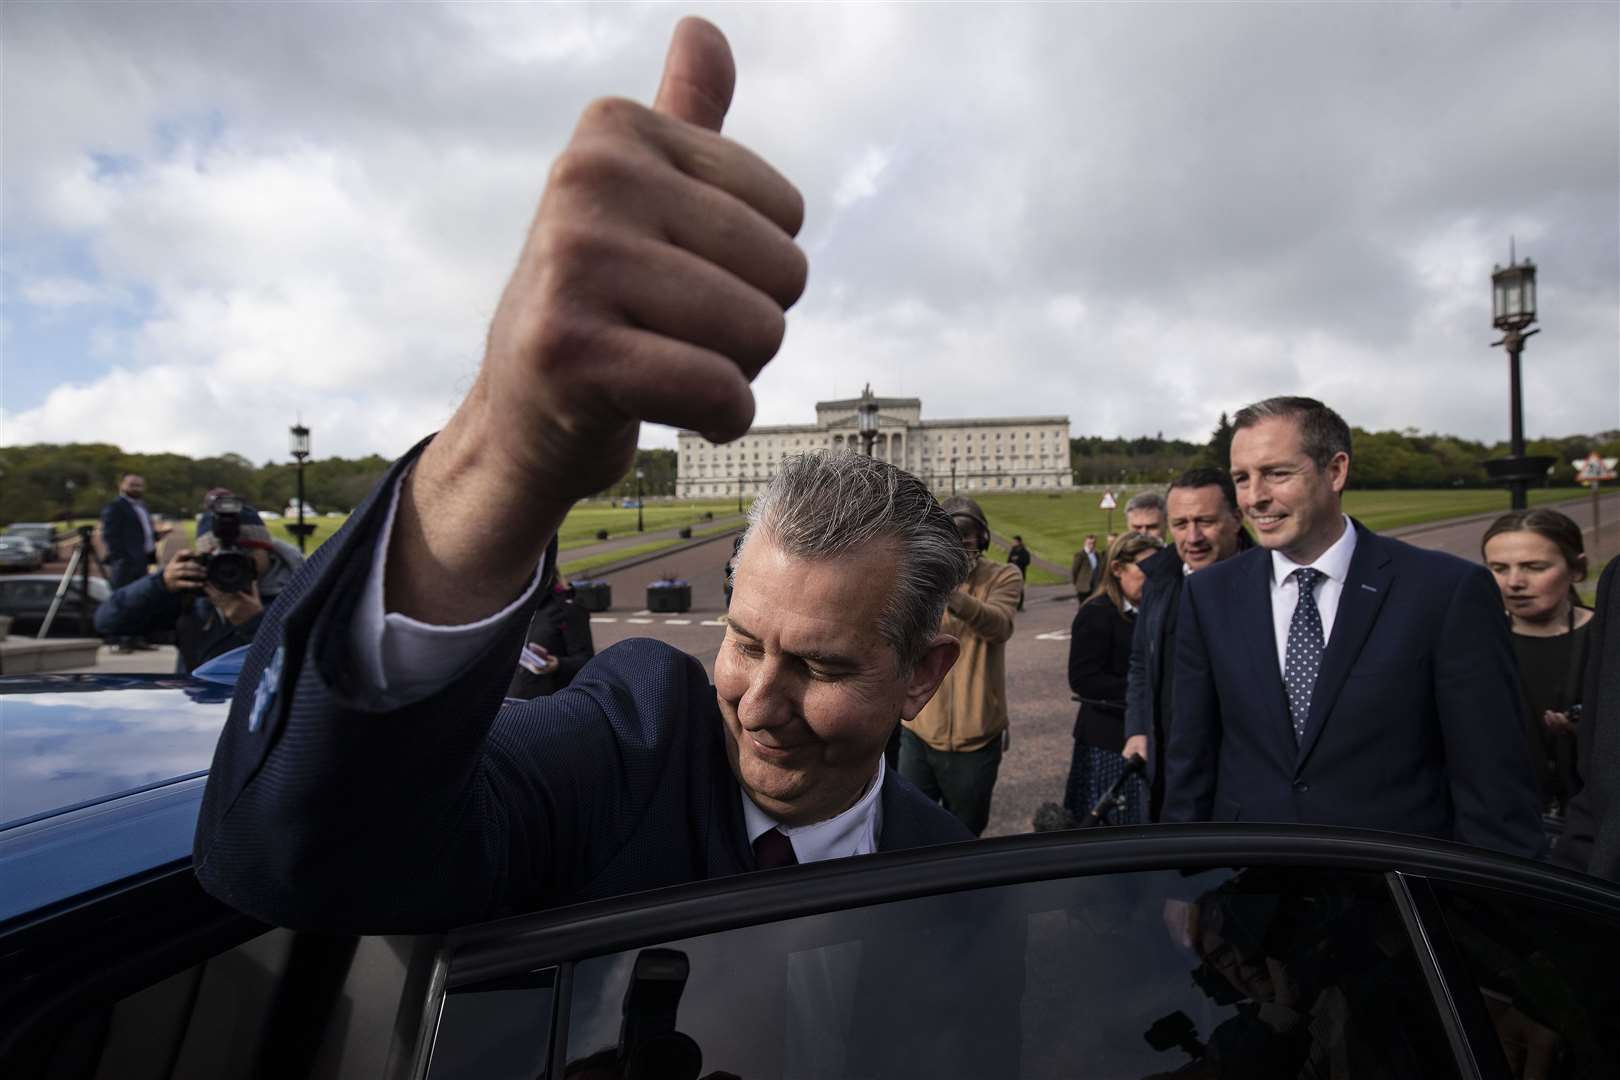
{"left": 1432, "top": 882, "right": 1620, "bottom": 1080}
{"left": 564, "top": 867, "right": 1458, "bottom": 1079}
{"left": 427, "top": 968, "right": 557, "bottom": 1080}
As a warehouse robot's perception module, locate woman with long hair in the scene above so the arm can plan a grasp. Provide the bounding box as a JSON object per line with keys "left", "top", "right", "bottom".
{"left": 1063, "top": 530, "right": 1164, "bottom": 824}
{"left": 1482, "top": 508, "right": 1593, "bottom": 823}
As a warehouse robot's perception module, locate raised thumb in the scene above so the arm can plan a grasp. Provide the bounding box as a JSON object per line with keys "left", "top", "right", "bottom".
{"left": 651, "top": 16, "right": 735, "bottom": 132}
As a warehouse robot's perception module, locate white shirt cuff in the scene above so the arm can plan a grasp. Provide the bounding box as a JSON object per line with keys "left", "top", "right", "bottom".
{"left": 349, "top": 464, "right": 546, "bottom": 709}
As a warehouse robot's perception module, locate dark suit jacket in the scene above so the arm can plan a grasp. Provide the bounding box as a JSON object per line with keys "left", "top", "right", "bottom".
{"left": 1556, "top": 557, "right": 1620, "bottom": 880}
{"left": 193, "top": 440, "right": 971, "bottom": 934}
{"left": 1162, "top": 519, "right": 1544, "bottom": 859}
{"left": 505, "top": 589, "right": 595, "bottom": 699}
{"left": 1068, "top": 594, "right": 1134, "bottom": 751}
{"left": 99, "top": 496, "right": 152, "bottom": 587}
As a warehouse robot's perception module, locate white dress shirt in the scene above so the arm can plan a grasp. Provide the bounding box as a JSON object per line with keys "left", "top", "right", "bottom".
{"left": 1269, "top": 515, "right": 1357, "bottom": 672}
{"left": 125, "top": 494, "right": 155, "bottom": 555}
{"left": 350, "top": 465, "right": 883, "bottom": 859}
{"left": 740, "top": 757, "right": 885, "bottom": 863}
{"left": 350, "top": 466, "right": 544, "bottom": 709}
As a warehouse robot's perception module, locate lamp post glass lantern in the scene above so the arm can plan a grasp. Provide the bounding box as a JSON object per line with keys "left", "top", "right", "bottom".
{"left": 288, "top": 422, "right": 313, "bottom": 554}
{"left": 856, "top": 384, "right": 879, "bottom": 457}
{"left": 1488, "top": 248, "right": 1545, "bottom": 510}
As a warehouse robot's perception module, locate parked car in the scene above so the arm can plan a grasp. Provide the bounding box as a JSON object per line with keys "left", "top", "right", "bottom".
{"left": 0, "top": 573, "right": 109, "bottom": 636}
{"left": 0, "top": 536, "right": 43, "bottom": 572}
{"left": 1, "top": 522, "right": 59, "bottom": 562}
{"left": 3, "top": 659, "right": 1619, "bottom": 1079}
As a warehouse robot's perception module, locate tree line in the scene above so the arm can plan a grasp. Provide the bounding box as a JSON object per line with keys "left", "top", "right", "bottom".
{"left": 1076, "top": 414, "right": 1620, "bottom": 491}
{"left": 3, "top": 425, "right": 1616, "bottom": 526}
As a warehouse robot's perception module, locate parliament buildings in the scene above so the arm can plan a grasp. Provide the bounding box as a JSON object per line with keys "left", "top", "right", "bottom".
{"left": 676, "top": 387, "right": 1072, "bottom": 499}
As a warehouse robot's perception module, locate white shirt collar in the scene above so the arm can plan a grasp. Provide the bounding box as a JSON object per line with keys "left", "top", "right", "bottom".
{"left": 740, "top": 756, "right": 885, "bottom": 863}
{"left": 1270, "top": 514, "right": 1356, "bottom": 587}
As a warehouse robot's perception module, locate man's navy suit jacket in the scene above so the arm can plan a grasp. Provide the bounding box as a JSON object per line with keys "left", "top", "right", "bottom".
{"left": 99, "top": 496, "right": 150, "bottom": 585}
{"left": 193, "top": 442, "right": 971, "bottom": 934}
{"left": 1161, "top": 519, "right": 1545, "bottom": 859}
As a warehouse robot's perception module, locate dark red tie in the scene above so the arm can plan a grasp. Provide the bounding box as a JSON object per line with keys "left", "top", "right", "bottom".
{"left": 753, "top": 827, "right": 798, "bottom": 869}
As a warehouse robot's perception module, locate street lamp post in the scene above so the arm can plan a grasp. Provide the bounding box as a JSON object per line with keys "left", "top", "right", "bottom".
{"left": 950, "top": 457, "right": 958, "bottom": 495}
{"left": 737, "top": 471, "right": 744, "bottom": 513}
{"left": 635, "top": 467, "right": 645, "bottom": 533}
{"left": 288, "top": 422, "right": 313, "bottom": 553}
{"left": 1486, "top": 246, "right": 1554, "bottom": 509}
{"left": 856, "top": 384, "right": 879, "bottom": 457}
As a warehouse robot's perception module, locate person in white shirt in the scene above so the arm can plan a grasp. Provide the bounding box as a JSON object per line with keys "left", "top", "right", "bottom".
{"left": 1161, "top": 396, "right": 1544, "bottom": 859}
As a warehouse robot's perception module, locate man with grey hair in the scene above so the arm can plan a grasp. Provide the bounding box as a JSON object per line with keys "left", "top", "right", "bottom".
{"left": 1124, "top": 490, "right": 1168, "bottom": 539}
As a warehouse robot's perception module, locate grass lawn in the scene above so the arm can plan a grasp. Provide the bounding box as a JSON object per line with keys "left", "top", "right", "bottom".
{"left": 556, "top": 500, "right": 746, "bottom": 550}
{"left": 559, "top": 521, "right": 741, "bottom": 579}
{"left": 160, "top": 515, "right": 351, "bottom": 553}
{"left": 974, "top": 487, "right": 1588, "bottom": 571}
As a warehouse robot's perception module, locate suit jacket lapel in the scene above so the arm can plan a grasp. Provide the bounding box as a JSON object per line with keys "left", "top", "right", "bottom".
{"left": 1234, "top": 551, "right": 1293, "bottom": 748}
{"left": 1297, "top": 521, "right": 1393, "bottom": 768}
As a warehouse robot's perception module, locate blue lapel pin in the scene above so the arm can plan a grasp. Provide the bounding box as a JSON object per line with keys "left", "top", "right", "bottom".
{"left": 247, "top": 644, "right": 285, "bottom": 734}
{"left": 1360, "top": 584, "right": 1379, "bottom": 593}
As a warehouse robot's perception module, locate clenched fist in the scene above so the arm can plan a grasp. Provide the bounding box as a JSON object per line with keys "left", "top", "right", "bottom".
{"left": 475, "top": 16, "right": 806, "bottom": 500}
{"left": 393, "top": 18, "right": 806, "bottom": 624}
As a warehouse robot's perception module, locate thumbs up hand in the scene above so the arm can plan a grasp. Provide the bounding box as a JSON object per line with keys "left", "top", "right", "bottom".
{"left": 393, "top": 18, "right": 805, "bottom": 625}
{"left": 469, "top": 17, "right": 806, "bottom": 502}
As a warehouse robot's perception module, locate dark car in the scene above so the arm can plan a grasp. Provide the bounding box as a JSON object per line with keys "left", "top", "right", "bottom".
{"left": 0, "top": 536, "right": 44, "bottom": 572}
{"left": 2, "top": 523, "right": 60, "bottom": 562}
{"left": 0, "top": 573, "right": 109, "bottom": 637}
{"left": 4, "top": 660, "right": 1620, "bottom": 1079}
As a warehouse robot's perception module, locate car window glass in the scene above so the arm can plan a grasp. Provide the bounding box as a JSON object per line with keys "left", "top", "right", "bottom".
{"left": 563, "top": 867, "right": 1458, "bottom": 1080}
{"left": 1431, "top": 881, "right": 1620, "bottom": 1080}
{"left": 427, "top": 969, "right": 557, "bottom": 1080}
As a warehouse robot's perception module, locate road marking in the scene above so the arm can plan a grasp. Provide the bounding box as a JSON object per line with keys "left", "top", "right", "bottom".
{"left": 626, "top": 617, "right": 654, "bottom": 625}
{"left": 633, "top": 609, "right": 653, "bottom": 616}
{"left": 1035, "top": 630, "right": 1071, "bottom": 641}
{"left": 702, "top": 619, "right": 727, "bottom": 626}
{"left": 590, "top": 617, "right": 618, "bottom": 624}
{"left": 665, "top": 619, "right": 691, "bottom": 625}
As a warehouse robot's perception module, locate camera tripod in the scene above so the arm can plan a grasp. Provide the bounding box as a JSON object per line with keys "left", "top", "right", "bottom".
{"left": 38, "top": 525, "right": 106, "bottom": 640}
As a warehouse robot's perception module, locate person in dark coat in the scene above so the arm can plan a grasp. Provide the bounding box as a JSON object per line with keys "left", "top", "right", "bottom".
{"left": 99, "top": 473, "right": 164, "bottom": 651}
{"left": 95, "top": 501, "right": 303, "bottom": 675}
{"left": 1556, "top": 557, "right": 1619, "bottom": 880}
{"left": 1482, "top": 508, "right": 1593, "bottom": 827}
{"left": 1064, "top": 531, "right": 1162, "bottom": 823}
{"left": 1122, "top": 467, "right": 1253, "bottom": 820}
{"left": 1007, "top": 534, "right": 1032, "bottom": 610}
{"left": 1163, "top": 397, "right": 1544, "bottom": 859}
{"left": 507, "top": 566, "right": 595, "bottom": 699}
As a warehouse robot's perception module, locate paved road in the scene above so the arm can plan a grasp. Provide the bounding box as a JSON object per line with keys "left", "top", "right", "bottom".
{"left": 1392, "top": 491, "right": 1618, "bottom": 565}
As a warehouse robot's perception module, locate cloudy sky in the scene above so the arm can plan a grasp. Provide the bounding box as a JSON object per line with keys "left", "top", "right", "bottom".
{"left": 3, "top": 2, "right": 1616, "bottom": 464}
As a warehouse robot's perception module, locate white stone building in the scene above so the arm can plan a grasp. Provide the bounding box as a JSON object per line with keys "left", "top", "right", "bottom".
{"left": 676, "top": 387, "right": 1072, "bottom": 498}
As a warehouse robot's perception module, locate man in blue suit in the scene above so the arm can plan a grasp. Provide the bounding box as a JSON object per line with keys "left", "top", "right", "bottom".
{"left": 1162, "top": 397, "right": 1544, "bottom": 859}
{"left": 193, "top": 19, "right": 973, "bottom": 935}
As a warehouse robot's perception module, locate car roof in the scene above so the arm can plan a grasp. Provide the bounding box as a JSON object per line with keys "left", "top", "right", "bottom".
{"left": 0, "top": 674, "right": 233, "bottom": 925}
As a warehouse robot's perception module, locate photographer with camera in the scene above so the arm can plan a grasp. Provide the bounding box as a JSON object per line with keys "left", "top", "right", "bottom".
{"left": 95, "top": 497, "right": 304, "bottom": 675}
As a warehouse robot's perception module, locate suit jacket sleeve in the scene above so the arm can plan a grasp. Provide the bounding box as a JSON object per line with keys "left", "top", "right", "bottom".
{"left": 1434, "top": 565, "right": 1547, "bottom": 859}
{"left": 1554, "top": 557, "right": 1618, "bottom": 874}
{"left": 94, "top": 571, "right": 182, "bottom": 638}
{"left": 1124, "top": 596, "right": 1153, "bottom": 741}
{"left": 192, "top": 438, "right": 714, "bottom": 933}
{"left": 100, "top": 501, "right": 135, "bottom": 565}
{"left": 1162, "top": 579, "right": 1220, "bottom": 822}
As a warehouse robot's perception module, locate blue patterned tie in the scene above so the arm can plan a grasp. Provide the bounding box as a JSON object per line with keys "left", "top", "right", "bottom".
{"left": 1284, "top": 568, "right": 1325, "bottom": 744}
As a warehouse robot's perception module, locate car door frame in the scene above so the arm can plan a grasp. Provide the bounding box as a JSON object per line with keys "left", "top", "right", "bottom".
{"left": 420, "top": 823, "right": 1620, "bottom": 1080}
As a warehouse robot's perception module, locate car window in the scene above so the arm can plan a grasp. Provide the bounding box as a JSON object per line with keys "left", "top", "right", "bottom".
{"left": 1430, "top": 881, "right": 1620, "bottom": 1080}
{"left": 427, "top": 969, "right": 558, "bottom": 1080}
{"left": 561, "top": 866, "right": 1459, "bottom": 1080}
